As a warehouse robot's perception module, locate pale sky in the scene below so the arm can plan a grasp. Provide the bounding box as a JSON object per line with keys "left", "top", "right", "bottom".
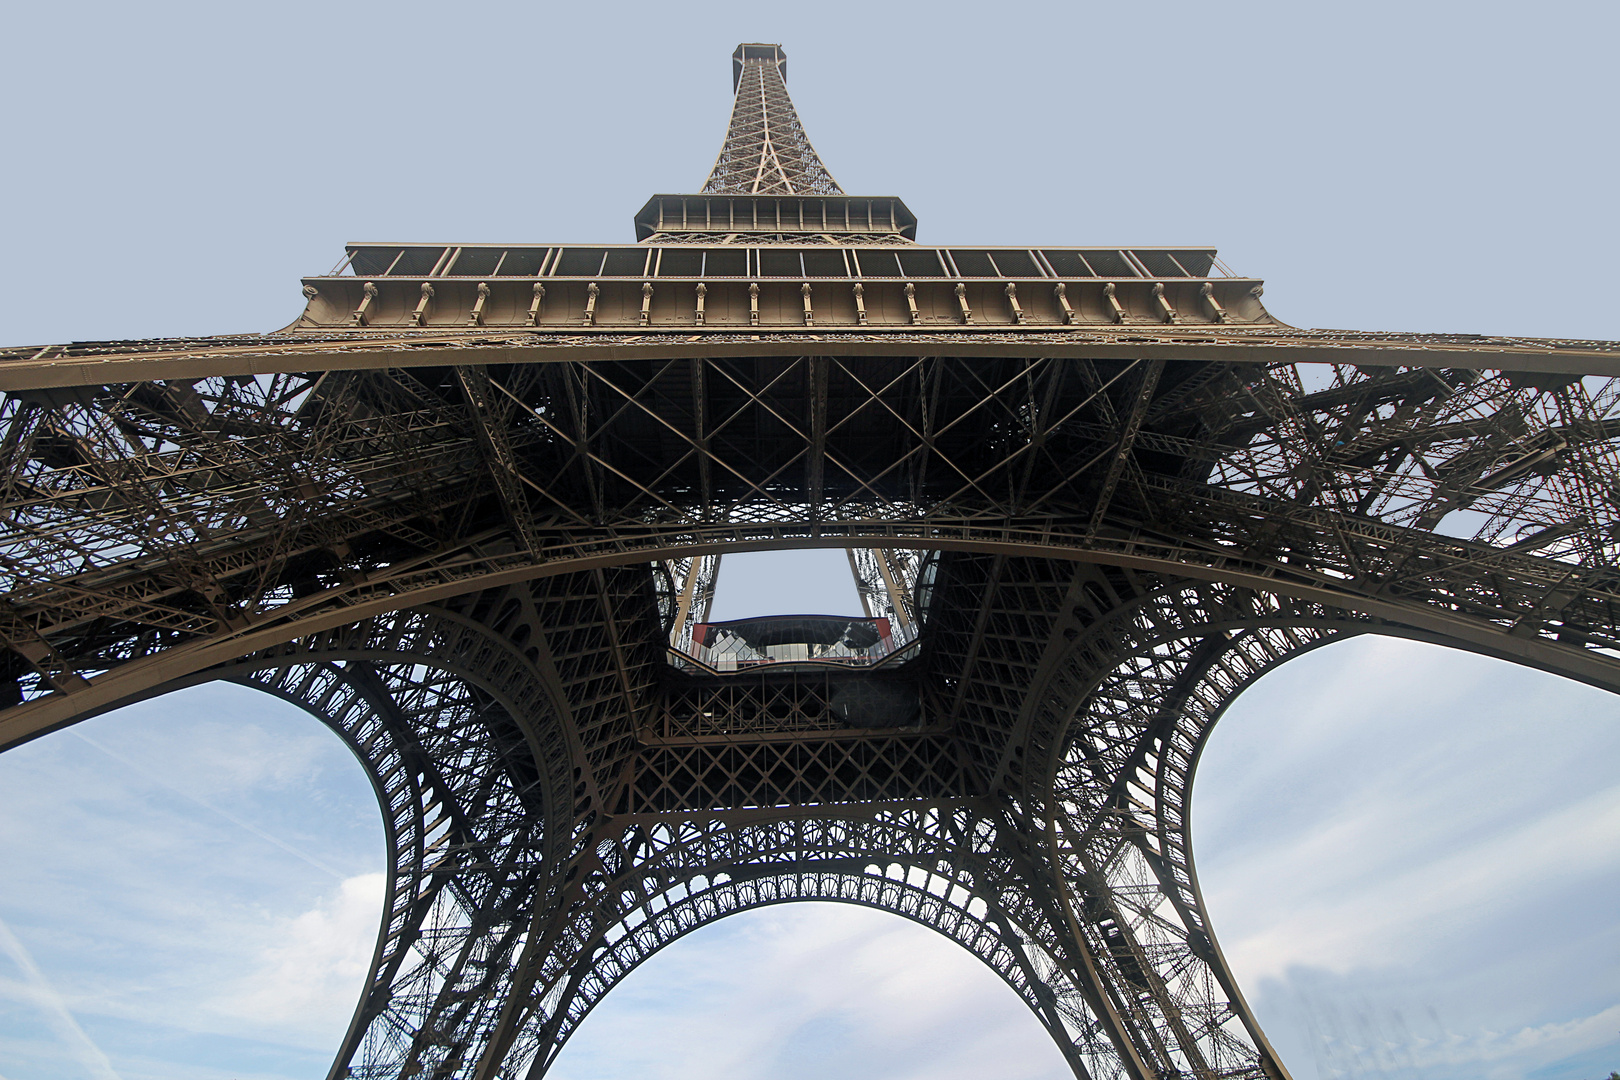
{"left": 1, "top": 2, "right": 1617, "bottom": 1078}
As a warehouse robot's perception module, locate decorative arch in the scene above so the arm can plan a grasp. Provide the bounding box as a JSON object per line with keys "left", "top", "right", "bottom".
{"left": 19, "top": 554, "right": 1616, "bottom": 1080}
{"left": 77, "top": 603, "right": 574, "bottom": 1080}
{"left": 483, "top": 805, "right": 1152, "bottom": 1080}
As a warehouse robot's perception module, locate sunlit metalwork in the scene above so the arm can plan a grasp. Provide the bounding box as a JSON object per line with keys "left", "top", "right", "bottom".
{"left": 2, "top": 41, "right": 1617, "bottom": 1080}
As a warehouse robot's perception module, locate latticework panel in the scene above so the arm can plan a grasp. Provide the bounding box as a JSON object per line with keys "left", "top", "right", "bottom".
{"left": 702, "top": 45, "right": 841, "bottom": 196}
{"left": 185, "top": 608, "right": 562, "bottom": 1079}
{"left": 482, "top": 807, "right": 1138, "bottom": 1080}
{"left": 4, "top": 342, "right": 1620, "bottom": 1080}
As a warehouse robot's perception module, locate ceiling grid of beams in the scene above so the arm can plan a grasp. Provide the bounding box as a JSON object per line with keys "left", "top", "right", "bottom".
{"left": 1, "top": 41, "right": 1616, "bottom": 1080}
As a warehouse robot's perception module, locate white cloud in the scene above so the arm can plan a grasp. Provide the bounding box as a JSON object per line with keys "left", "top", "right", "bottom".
{"left": 1455, "top": 1001, "right": 1620, "bottom": 1070}
{"left": 551, "top": 904, "right": 1070, "bottom": 1080}
{"left": 0, "top": 686, "right": 383, "bottom": 1080}
{"left": 218, "top": 873, "right": 386, "bottom": 1041}
{"left": 1194, "top": 636, "right": 1620, "bottom": 1079}
{"left": 1213, "top": 782, "right": 1620, "bottom": 981}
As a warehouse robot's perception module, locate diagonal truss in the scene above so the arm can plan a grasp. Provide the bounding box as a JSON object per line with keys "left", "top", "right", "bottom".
{"left": 702, "top": 43, "right": 842, "bottom": 196}
{"left": 2, "top": 41, "right": 1618, "bottom": 1080}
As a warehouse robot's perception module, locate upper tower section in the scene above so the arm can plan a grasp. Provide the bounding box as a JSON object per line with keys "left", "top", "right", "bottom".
{"left": 703, "top": 43, "right": 841, "bottom": 196}
{"left": 635, "top": 44, "right": 917, "bottom": 244}
{"left": 292, "top": 42, "right": 1267, "bottom": 334}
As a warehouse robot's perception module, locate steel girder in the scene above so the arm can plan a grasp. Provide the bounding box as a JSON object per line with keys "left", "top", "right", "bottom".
{"left": 2, "top": 351, "right": 1619, "bottom": 729}
{"left": 122, "top": 565, "right": 1394, "bottom": 1080}
{"left": 702, "top": 44, "right": 841, "bottom": 197}
{"left": 9, "top": 34, "right": 1618, "bottom": 1080}
{"left": 2, "top": 341, "right": 1620, "bottom": 1080}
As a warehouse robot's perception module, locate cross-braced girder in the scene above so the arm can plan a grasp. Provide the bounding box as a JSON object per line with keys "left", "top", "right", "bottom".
{"left": 132, "top": 607, "right": 565, "bottom": 1079}
{"left": 5, "top": 354, "right": 1618, "bottom": 718}
{"left": 4, "top": 345, "right": 1620, "bottom": 1078}
{"left": 703, "top": 44, "right": 841, "bottom": 197}
{"left": 3, "top": 39, "right": 1619, "bottom": 1080}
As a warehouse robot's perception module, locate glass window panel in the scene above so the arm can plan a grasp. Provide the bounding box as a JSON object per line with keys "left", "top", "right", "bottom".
{"left": 704, "top": 248, "right": 748, "bottom": 277}
{"left": 898, "top": 250, "right": 946, "bottom": 277}
{"left": 1169, "top": 250, "right": 1215, "bottom": 276}
{"left": 448, "top": 248, "right": 503, "bottom": 277}
{"left": 759, "top": 250, "right": 803, "bottom": 277}
{"left": 1043, "top": 251, "right": 1095, "bottom": 277}
{"left": 801, "top": 250, "right": 847, "bottom": 277}
{"left": 602, "top": 249, "right": 648, "bottom": 276}
{"left": 989, "top": 250, "right": 1039, "bottom": 277}
{"left": 1085, "top": 250, "right": 1137, "bottom": 277}
{"left": 349, "top": 247, "right": 401, "bottom": 276}
{"left": 657, "top": 248, "right": 703, "bottom": 276}
{"left": 496, "top": 248, "right": 548, "bottom": 276}
{"left": 390, "top": 247, "right": 445, "bottom": 276}
{"left": 949, "top": 250, "right": 996, "bottom": 276}
{"left": 855, "top": 251, "right": 901, "bottom": 277}
{"left": 1133, "top": 251, "right": 1188, "bottom": 278}
{"left": 555, "top": 248, "right": 607, "bottom": 276}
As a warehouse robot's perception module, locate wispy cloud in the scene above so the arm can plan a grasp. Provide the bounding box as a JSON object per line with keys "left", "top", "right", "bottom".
{"left": 0, "top": 914, "right": 122, "bottom": 1080}
{"left": 1195, "top": 636, "right": 1620, "bottom": 1079}
{"left": 70, "top": 728, "right": 348, "bottom": 881}
{"left": 553, "top": 903, "right": 1070, "bottom": 1080}
{"left": 1215, "top": 782, "right": 1620, "bottom": 981}
{"left": 0, "top": 687, "right": 382, "bottom": 1079}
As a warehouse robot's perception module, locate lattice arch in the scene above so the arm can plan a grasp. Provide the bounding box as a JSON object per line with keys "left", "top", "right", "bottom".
{"left": 88, "top": 606, "right": 575, "bottom": 1080}
{"left": 487, "top": 806, "right": 1143, "bottom": 1080}
{"left": 518, "top": 871, "right": 1105, "bottom": 1078}
{"left": 1003, "top": 573, "right": 1620, "bottom": 1080}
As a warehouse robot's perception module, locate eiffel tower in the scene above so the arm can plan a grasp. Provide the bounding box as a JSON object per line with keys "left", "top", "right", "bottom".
{"left": 2, "top": 41, "right": 1617, "bottom": 1080}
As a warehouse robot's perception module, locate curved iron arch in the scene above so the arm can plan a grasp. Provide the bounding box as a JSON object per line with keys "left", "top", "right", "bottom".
{"left": 54, "top": 604, "right": 575, "bottom": 1080}
{"left": 484, "top": 803, "right": 1165, "bottom": 1080}
{"left": 988, "top": 572, "right": 1620, "bottom": 1080}
{"left": 530, "top": 872, "right": 1105, "bottom": 1078}
{"left": 9, "top": 518, "right": 1620, "bottom": 752}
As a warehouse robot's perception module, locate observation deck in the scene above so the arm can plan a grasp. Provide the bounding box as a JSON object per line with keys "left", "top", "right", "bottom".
{"left": 676, "top": 614, "right": 913, "bottom": 673}
{"left": 295, "top": 242, "right": 1268, "bottom": 333}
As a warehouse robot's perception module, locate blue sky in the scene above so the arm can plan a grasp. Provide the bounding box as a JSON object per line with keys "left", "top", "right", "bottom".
{"left": 1, "top": 1, "right": 1617, "bottom": 1078}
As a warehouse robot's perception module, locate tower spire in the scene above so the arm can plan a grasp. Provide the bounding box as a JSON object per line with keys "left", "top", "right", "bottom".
{"left": 702, "top": 44, "right": 842, "bottom": 196}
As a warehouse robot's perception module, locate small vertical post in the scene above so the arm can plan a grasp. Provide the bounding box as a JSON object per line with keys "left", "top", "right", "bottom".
{"left": 641, "top": 281, "right": 654, "bottom": 326}
{"left": 801, "top": 282, "right": 814, "bottom": 327}
{"left": 749, "top": 282, "right": 760, "bottom": 326}
{"left": 852, "top": 282, "right": 867, "bottom": 326}
{"left": 526, "top": 282, "right": 546, "bottom": 326}
{"left": 466, "top": 282, "right": 490, "bottom": 327}
{"left": 1102, "top": 282, "right": 1126, "bottom": 324}
{"left": 1005, "top": 282, "right": 1025, "bottom": 324}
{"left": 411, "top": 282, "right": 435, "bottom": 327}
{"left": 695, "top": 282, "right": 707, "bottom": 326}
{"left": 583, "top": 282, "right": 599, "bottom": 326}
{"left": 955, "top": 282, "right": 973, "bottom": 324}
{"left": 1054, "top": 282, "right": 1078, "bottom": 325}
{"left": 1152, "top": 282, "right": 1179, "bottom": 324}
{"left": 904, "top": 282, "right": 920, "bottom": 325}
{"left": 352, "top": 281, "right": 378, "bottom": 326}
{"left": 1200, "top": 282, "right": 1229, "bottom": 323}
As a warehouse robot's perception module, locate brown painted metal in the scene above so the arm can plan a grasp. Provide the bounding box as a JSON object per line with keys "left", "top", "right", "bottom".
{"left": 2, "top": 42, "right": 1618, "bottom": 1080}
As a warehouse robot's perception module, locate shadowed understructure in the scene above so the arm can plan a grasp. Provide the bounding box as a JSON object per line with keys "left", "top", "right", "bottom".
{"left": 2, "top": 42, "right": 1618, "bottom": 1080}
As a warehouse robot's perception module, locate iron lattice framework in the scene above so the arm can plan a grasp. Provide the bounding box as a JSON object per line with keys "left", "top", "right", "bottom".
{"left": 702, "top": 43, "right": 841, "bottom": 196}
{"left": 2, "top": 42, "right": 1619, "bottom": 1080}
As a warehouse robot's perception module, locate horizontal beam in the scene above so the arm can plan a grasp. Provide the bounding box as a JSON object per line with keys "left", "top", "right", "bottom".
{"left": 6, "top": 531, "right": 1619, "bottom": 755}
{"left": 3, "top": 326, "right": 1617, "bottom": 390}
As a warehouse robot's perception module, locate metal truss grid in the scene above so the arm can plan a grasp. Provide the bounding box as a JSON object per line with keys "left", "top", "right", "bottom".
{"left": 1, "top": 41, "right": 1618, "bottom": 1080}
